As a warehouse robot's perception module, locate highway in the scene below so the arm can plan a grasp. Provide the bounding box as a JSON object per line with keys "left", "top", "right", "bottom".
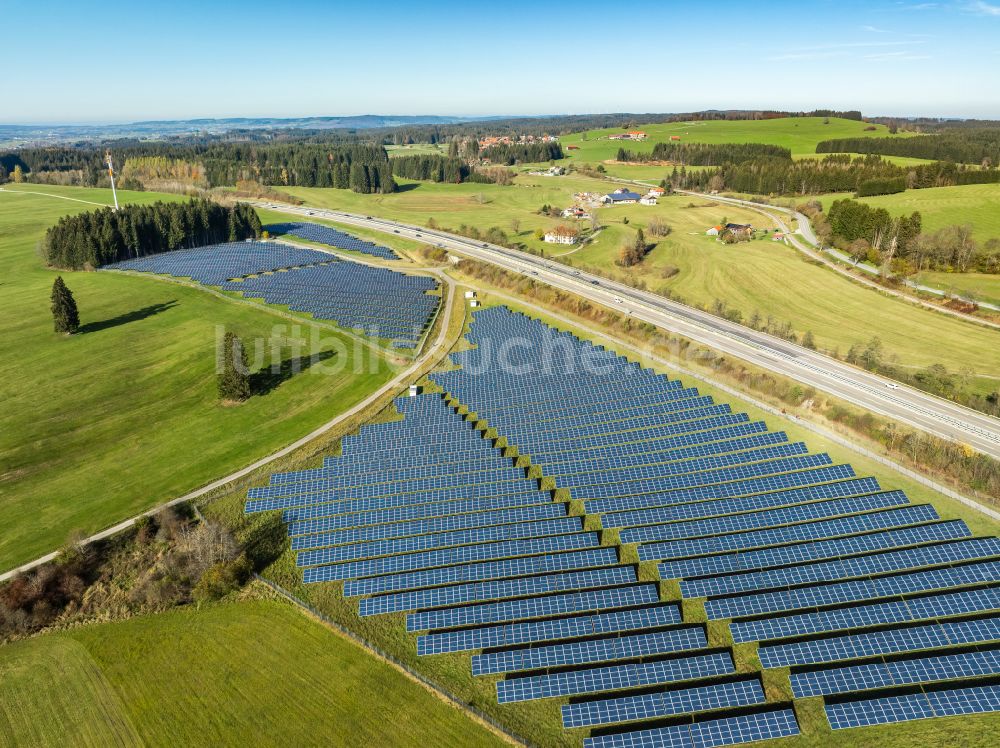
{"left": 252, "top": 200, "right": 1000, "bottom": 460}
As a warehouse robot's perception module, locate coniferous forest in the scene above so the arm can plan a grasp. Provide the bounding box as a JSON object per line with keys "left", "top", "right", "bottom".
{"left": 617, "top": 142, "right": 791, "bottom": 165}
{"left": 43, "top": 199, "right": 261, "bottom": 269}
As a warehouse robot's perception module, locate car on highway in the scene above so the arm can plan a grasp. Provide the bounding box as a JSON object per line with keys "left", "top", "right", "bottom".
{"left": 573, "top": 270, "right": 581, "bottom": 275}
{"left": 614, "top": 297, "right": 623, "bottom": 304}
{"left": 415, "top": 233, "right": 422, "bottom": 237}
{"left": 482, "top": 243, "right": 489, "bottom": 248}
{"left": 590, "top": 279, "right": 600, "bottom": 285}
{"left": 529, "top": 270, "right": 538, "bottom": 276}
{"left": 885, "top": 382, "right": 900, "bottom": 390}
{"left": 366, "top": 216, "right": 373, "bottom": 220}
{"left": 394, "top": 230, "right": 400, "bottom": 234}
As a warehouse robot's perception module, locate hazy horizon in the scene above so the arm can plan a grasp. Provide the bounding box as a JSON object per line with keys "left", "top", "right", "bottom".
{"left": 4, "top": 0, "right": 1000, "bottom": 123}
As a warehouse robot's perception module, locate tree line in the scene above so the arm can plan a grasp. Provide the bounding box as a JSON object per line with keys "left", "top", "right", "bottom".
{"left": 817, "top": 128, "right": 1000, "bottom": 167}
{"left": 617, "top": 142, "right": 791, "bottom": 165}
{"left": 1, "top": 143, "right": 398, "bottom": 193}
{"left": 43, "top": 199, "right": 261, "bottom": 269}
{"left": 676, "top": 154, "right": 1000, "bottom": 197}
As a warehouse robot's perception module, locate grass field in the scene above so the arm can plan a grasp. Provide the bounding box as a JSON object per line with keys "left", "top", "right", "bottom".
{"left": 915, "top": 270, "right": 1000, "bottom": 307}
{"left": 0, "top": 185, "right": 398, "bottom": 571}
{"left": 818, "top": 183, "right": 1000, "bottom": 243}
{"left": 558, "top": 192, "right": 1000, "bottom": 395}
{"left": 386, "top": 143, "right": 450, "bottom": 158}
{"left": 557, "top": 117, "right": 907, "bottom": 161}
{"left": 0, "top": 597, "right": 503, "bottom": 747}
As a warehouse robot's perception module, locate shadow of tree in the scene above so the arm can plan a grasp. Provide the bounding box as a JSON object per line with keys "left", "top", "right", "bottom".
{"left": 242, "top": 512, "right": 290, "bottom": 572}
{"left": 78, "top": 300, "right": 178, "bottom": 334}
{"left": 250, "top": 349, "right": 337, "bottom": 396}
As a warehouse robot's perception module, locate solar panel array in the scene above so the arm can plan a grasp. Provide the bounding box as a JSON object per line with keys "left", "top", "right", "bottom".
{"left": 104, "top": 240, "right": 332, "bottom": 285}
{"left": 105, "top": 240, "right": 438, "bottom": 347}
{"left": 265, "top": 222, "right": 400, "bottom": 260}
{"left": 243, "top": 304, "right": 1000, "bottom": 745}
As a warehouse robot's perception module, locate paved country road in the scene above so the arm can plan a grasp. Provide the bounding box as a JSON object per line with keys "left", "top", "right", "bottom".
{"left": 254, "top": 200, "right": 1000, "bottom": 460}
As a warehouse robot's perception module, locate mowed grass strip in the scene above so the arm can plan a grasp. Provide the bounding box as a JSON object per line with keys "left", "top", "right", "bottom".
{"left": 0, "top": 186, "right": 396, "bottom": 571}
{"left": 0, "top": 598, "right": 505, "bottom": 747}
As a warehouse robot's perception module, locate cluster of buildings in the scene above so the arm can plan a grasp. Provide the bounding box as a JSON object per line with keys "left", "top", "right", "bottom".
{"left": 706, "top": 223, "right": 754, "bottom": 240}
{"left": 608, "top": 130, "right": 648, "bottom": 141}
{"left": 478, "top": 134, "right": 558, "bottom": 148}
{"left": 601, "top": 186, "right": 665, "bottom": 206}
{"left": 528, "top": 165, "right": 566, "bottom": 177}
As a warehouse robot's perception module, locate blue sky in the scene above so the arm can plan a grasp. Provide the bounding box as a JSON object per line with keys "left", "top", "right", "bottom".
{"left": 3, "top": 0, "right": 999, "bottom": 123}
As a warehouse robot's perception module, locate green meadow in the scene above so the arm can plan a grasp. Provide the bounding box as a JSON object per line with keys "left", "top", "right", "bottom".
{"left": 0, "top": 185, "right": 397, "bottom": 571}
{"left": 0, "top": 598, "right": 503, "bottom": 747}
{"left": 558, "top": 116, "right": 907, "bottom": 161}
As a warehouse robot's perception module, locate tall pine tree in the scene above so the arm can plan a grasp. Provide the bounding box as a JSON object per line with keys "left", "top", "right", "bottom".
{"left": 50, "top": 276, "right": 80, "bottom": 334}
{"left": 218, "top": 331, "right": 251, "bottom": 402}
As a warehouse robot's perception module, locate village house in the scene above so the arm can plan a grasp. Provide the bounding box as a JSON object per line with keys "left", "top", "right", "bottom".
{"left": 544, "top": 225, "right": 580, "bottom": 245}
{"left": 648, "top": 186, "right": 666, "bottom": 196}
{"left": 561, "top": 206, "right": 591, "bottom": 219}
{"left": 639, "top": 195, "right": 658, "bottom": 206}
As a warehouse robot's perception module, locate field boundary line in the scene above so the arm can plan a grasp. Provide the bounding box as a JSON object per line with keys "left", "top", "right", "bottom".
{"left": 0, "top": 276, "right": 458, "bottom": 582}
{"left": 0, "top": 186, "right": 110, "bottom": 207}
{"left": 482, "top": 288, "right": 1000, "bottom": 523}
{"left": 251, "top": 575, "right": 528, "bottom": 747}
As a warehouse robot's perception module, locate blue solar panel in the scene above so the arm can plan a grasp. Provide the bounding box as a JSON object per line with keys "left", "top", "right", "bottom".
{"left": 472, "top": 626, "right": 707, "bottom": 675}
{"left": 264, "top": 222, "right": 400, "bottom": 259}
{"left": 583, "top": 708, "right": 800, "bottom": 748}
{"left": 407, "top": 584, "right": 659, "bottom": 632}
{"left": 826, "top": 684, "right": 1000, "bottom": 729}
{"left": 791, "top": 647, "right": 1000, "bottom": 697}
{"left": 417, "top": 604, "right": 681, "bottom": 655}
{"left": 496, "top": 651, "right": 736, "bottom": 703}
{"left": 757, "top": 615, "right": 1000, "bottom": 668}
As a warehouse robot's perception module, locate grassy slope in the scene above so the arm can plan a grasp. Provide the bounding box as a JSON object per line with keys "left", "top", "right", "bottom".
{"left": 0, "top": 598, "right": 503, "bottom": 747}
{"left": 819, "top": 183, "right": 1000, "bottom": 243}
{"left": 557, "top": 117, "right": 907, "bottom": 160}
{"left": 0, "top": 185, "right": 396, "bottom": 570}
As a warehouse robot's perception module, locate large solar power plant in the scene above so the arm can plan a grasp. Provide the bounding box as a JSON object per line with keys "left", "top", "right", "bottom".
{"left": 245, "top": 306, "right": 1000, "bottom": 746}
{"left": 265, "top": 222, "right": 400, "bottom": 260}
{"left": 104, "top": 241, "right": 439, "bottom": 348}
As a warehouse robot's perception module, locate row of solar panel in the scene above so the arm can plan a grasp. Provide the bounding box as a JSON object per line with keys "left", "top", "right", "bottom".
{"left": 792, "top": 646, "right": 1000, "bottom": 697}
{"left": 564, "top": 678, "right": 765, "bottom": 730}
{"left": 826, "top": 683, "right": 1000, "bottom": 730}
{"left": 360, "top": 563, "right": 634, "bottom": 616}
{"left": 685, "top": 537, "right": 1000, "bottom": 599}
{"left": 417, "top": 604, "right": 681, "bottom": 655}
{"left": 735, "top": 585, "right": 1000, "bottom": 645}
{"left": 264, "top": 222, "right": 400, "bottom": 259}
{"left": 706, "top": 559, "right": 1000, "bottom": 620}
{"left": 758, "top": 614, "right": 1000, "bottom": 668}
